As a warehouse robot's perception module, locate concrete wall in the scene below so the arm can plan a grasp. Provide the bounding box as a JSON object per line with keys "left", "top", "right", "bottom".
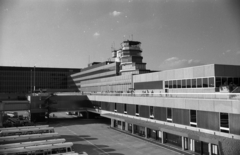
{"left": 87, "top": 95, "right": 240, "bottom": 114}
{"left": 133, "top": 64, "right": 215, "bottom": 83}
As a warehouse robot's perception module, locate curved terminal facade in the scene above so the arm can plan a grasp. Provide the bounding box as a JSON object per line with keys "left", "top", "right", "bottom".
{"left": 71, "top": 40, "right": 240, "bottom": 155}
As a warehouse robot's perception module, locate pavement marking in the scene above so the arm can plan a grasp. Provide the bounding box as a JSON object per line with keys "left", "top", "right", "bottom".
{"left": 64, "top": 126, "right": 110, "bottom": 155}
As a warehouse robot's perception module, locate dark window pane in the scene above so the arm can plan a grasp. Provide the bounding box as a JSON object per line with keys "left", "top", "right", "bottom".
{"left": 216, "top": 77, "right": 221, "bottom": 87}
{"left": 136, "top": 105, "right": 139, "bottom": 113}
{"left": 209, "top": 77, "right": 214, "bottom": 87}
{"left": 222, "top": 77, "right": 227, "bottom": 86}
{"left": 197, "top": 78, "right": 202, "bottom": 88}
{"left": 190, "top": 110, "right": 196, "bottom": 123}
{"left": 115, "top": 103, "right": 117, "bottom": 110}
{"left": 177, "top": 80, "right": 181, "bottom": 88}
{"left": 167, "top": 108, "right": 172, "bottom": 119}
{"left": 124, "top": 104, "right": 127, "bottom": 111}
{"left": 220, "top": 113, "right": 229, "bottom": 128}
{"left": 187, "top": 79, "right": 191, "bottom": 88}
{"left": 228, "top": 77, "right": 233, "bottom": 84}
{"left": 150, "top": 106, "right": 154, "bottom": 116}
{"left": 165, "top": 81, "right": 169, "bottom": 88}
{"left": 169, "top": 81, "right": 172, "bottom": 88}
{"left": 173, "top": 80, "right": 177, "bottom": 88}
{"left": 203, "top": 78, "right": 208, "bottom": 87}
{"left": 182, "top": 79, "right": 186, "bottom": 88}
{"left": 234, "top": 78, "right": 238, "bottom": 86}
{"left": 192, "top": 79, "right": 197, "bottom": 88}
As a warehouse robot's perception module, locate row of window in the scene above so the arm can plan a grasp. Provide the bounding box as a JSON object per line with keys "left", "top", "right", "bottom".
{"left": 165, "top": 77, "right": 240, "bottom": 89}
{"left": 113, "top": 104, "right": 230, "bottom": 133}
{"left": 165, "top": 77, "right": 214, "bottom": 89}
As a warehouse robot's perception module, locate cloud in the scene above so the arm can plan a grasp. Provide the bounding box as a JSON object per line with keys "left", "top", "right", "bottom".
{"left": 236, "top": 51, "right": 240, "bottom": 55}
{"left": 110, "top": 11, "right": 122, "bottom": 17}
{"left": 93, "top": 32, "right": 100, "bottom": 38}
{"left": 159, "top": 57, "right": 203, "bottom": 70}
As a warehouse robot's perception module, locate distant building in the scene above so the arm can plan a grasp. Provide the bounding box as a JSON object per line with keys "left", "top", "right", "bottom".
{"left": 0, "top": 66, "right": 80, "bottom": 94}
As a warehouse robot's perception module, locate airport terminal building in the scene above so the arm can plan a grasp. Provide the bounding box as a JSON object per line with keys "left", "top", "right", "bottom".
{"left": 71, "top": 40, "right": 240, "bottom": 155}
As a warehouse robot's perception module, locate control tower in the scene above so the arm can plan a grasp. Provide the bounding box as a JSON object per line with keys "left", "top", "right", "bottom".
{"left": 112, "top": 40, "right": 149, "bottom": 75}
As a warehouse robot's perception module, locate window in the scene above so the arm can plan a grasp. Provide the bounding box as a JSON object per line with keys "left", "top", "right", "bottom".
{"left": 114, "top": 103, "right": 117, "bottom": 112}
{"left": 167, "top": 108, "right": 172, "bottom": 122}
{"left": 136, "top": 105, "right": 139, "bottom": 116}
{"left": 182, "top": 79, "right": 186, "bottom": 88}
{"left": 234, "top": 77, "right": 239, "bottom": 86}
{"left": 177, "top": 80, "right": 181, "bottom": 88}
{"left": 216, "top": 77, "right": 221, "bottom": 87}
{"left": 192, "top": 79, "right": 196, "bottom": 88}
{"left": 197, "top": 78, "right": 202, "bottom": 88}
{"left": 124, "top": 104, "right": 127, "bottom": 114}
{"left": 173, "top": 80, "right": 177, "bottom": 88}
{"left": 209, "top": 77, "right": 214, "bottom": 87}
{"left": 222, "top": 77, "right": 227, "bottom": 86}
{"left": 165, "top": 81, "right": 169, "bottom": 88}
{"left": 190, "top": 110, "right": 197, "bottom": 127}
{"left": 228, "top": 77, "right": 233, "bottom": 84}
{"left": 203, "top": 78, "right": 208, "bottom": 87}
{"left": 169, "top": 81, "right": 173, "bottom": 88}
{"left": 150, "top": 106, "right": 154, "bottom": 118}
{"left": 187, "top": 79, "right": 191, "bottom": 88}
{"left": 212, "top": 144, "right": 218, "bottom": 155}
{"left": 220, "top": 113, "right": 229, "bottom": 133}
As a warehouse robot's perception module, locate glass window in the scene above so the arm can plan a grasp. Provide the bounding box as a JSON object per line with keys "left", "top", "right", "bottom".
{"left": 197, "top": 78, "right": 202, "bottom": 88}
{"left": 124, "top": 104, "right": 127, "bottom": 112}
{"left": 177, "top": 80, "right": 181, "bottom": 88}
{"left": 169, "top": 81, "right": 173, "bottom": 88}
{"left": 136, "top": 105, "right": 139, "bottom": 114}
{"left": 165, "top": 81, "right": 169, "bottom": 88}
{"left": 222, "top": 77, "right": 227, "bottom": 86}
{"left": 173, "top": 80, "right": 177, "bottom": 88}
{"left": 215, "top": 77, "right": 221, "bottom": 87}
{"left": 150, "top": 106, "right": 154, "bottom": 116}
{"left": 203, "top": 78, "right": 208, "bottom": 87}
{"left": 233, "top": 77, "right": 239, "bottom": 86}
{"left": 187, "top": 79, "right": 191, "bottom": 88}
{"left": 220, "top": 113, "right": 229, "bottom": 133}
{"left": 209, "top": 77, "right": 214, "bottom": 87}
{"left": 228, "top": 77, "right": 233, "bottom": 84}
{"left": 167, "top": 108, "right": 172, "bottom": 122}
{"left": 192, "top": 79, "right": 197, "bottom": 88}
{"left": 114, "top": 103, "right": 117, "bottom": 111}
{"left": 190, "top": 110, "right": 197, "bottom": 127}
{"left": 182, "top": 79, "right": 186, "bottom": 88}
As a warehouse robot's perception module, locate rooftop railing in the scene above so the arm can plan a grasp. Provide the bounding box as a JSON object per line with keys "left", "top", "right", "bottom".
{"left": 83, "top": 91, "right": 240, "bottom": 100}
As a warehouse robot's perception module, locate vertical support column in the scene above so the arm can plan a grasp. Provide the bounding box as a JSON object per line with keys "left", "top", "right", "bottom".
{"left": 182, "top": 137, "right": 185, "bottom": 150}
{"left": 209, "top": 143, "right": 212, "bottom": 155}
{"left": 145, "top": 127, "right": 147, "bottom": 138}
{"left": 125, "top": 122, "right": 128, "bottom": 131}
{"left": 161, "top": 131, "right": 164, "bottom": 144}
{"left": 132, "top": 124, "right": 134, "bottom": 134}
{"left": 111, "top": 119, "right": 114, "bottom": 128}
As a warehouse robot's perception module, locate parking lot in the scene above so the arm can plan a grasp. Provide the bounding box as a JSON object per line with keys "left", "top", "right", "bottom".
{"left": 50, "top": 112, "right": 183, "bottom": 155}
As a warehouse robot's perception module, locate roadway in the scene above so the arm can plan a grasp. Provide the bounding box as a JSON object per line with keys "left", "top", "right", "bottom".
{"left": 49, "top": 112, "right": 187, "bottom": 155}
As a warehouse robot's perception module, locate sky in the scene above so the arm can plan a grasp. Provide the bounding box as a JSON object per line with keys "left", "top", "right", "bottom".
{"left": 0, "top": 0, "right": 239, "bottom": 70}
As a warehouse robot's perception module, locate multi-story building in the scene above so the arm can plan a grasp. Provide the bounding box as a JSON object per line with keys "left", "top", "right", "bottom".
{"left": 71, "top": 40, "right": 240, "bottom": 155}
{"left": 0, "top": 66, "right": 80, "bottom": 98}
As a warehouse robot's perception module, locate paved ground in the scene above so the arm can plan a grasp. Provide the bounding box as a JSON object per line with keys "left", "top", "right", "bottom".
{"left": 49, "top": 112, "right": 185, "bottom": 155}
